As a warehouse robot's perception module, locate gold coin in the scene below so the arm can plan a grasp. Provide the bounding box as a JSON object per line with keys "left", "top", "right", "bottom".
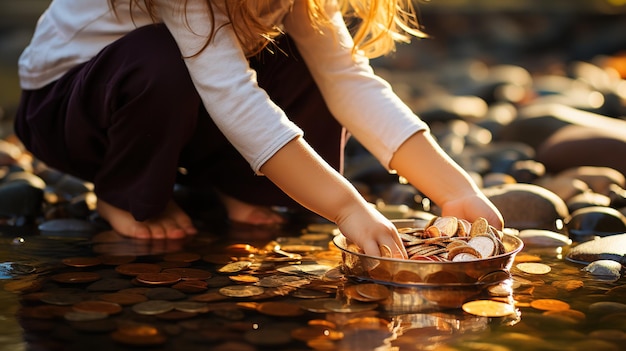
{"left": 516, "top": 262, "right": 551, "bottom": 275}
{"left": 378, "top": 244, "right": 393, "bottom": 258}
{"left": 462, "top": 300, "right": 516, "bottom": 317}
{"left": 72, "top": 300, "right": 122, "bottom": 315}
{"left": 51, "top": 272, "right": 101, "bottom": 284}
{"left": 530, "top": 298, "right": 570, "bottom": 311}
{"left": 256, "top": 301, "right": 304, "bottom": 317}
{"left": 219, "top": 285, "right": 265, "bottom": 298}
{"left": 551, "top": 279, "right": 584, "bottom": 291}
{"left": 115, "top": 263, "right": 161, "bottom": 276}
{"left": 218, "top": 261, "right": 252, "bottom": 273}
{"left": 135, "top": 272, "right": 181, "bottom": 286}
{"left": 61, "top": 257, "right": 102, "bottom": 268}
{"left": 229, "top": 275, "right": 260, "bottom": 283}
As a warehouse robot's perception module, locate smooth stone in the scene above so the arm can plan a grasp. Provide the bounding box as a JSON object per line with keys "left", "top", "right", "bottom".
{"left": 566, "top": 234, "right": 626, "bottom": 264}
{"left": 0, "top": 139, "right": 22, "bottom": 166}
{"left": 582, "top": 260, "right": 623, "bottom": 281}
{"left": 588, "top": 301, "right": 626, "bottom": 314}
{"left": 508, "top": 159, "right": 546, "bottom": 184}
{"left": 566, "top": 206, "right": 626, "bottom": 240}
{"left": 517, "top": 229, "right": 572, "bottom": 247}
{"left": 534, "top": 176, "right": 589, "bottom": 202}
{"left": 556, "top": 166, "right": 625, "bottom": 196}
{"left": 498, "top": 103, "right": 626, "bottom": 150}
{"left": 0, "top": 181, "right": 44, "bottom": 217}
{"left": 482, "top": 172, "right": 517, "bottom": 188}
{"left": 567, "top": 192, "right": 612, "bottom": 213}
{"left": 463, "top": 141, "right": 535, "bottom": 174}
{"left": 483, "top": 183, "right": 569, "bottom": 231}
{"left": 3, "top": 171, "right": 46, "bottom": 189}
{"left": 537, "top": 124, "right": 626, "bottom": 177}
{"left": 38, "top": 218, "right": 99, "bottom": 236}
{"left": 53, "top": 174, "right": 94, "bottom": 201}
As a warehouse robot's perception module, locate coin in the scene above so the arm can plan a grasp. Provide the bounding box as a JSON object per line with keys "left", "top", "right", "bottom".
{"left": 461, "top": 300, "right": 516, "bottom": 317}
{"left": 64, "top": 310, "right": 109, "bottom": 322}
{"left": 256, "top": 301, "right": 305, "bottom": 317}
{"left": 111, "top": 325, "right": 167, "bottom": 346}
{"left": 51, "top": 272, "right": 102, "bottom": 284}
{"left": 323, "top": 299, "right": 378, "bottom": 313}
{"left": 355, "top": 284, "right": 390, "bottom": 301}
{"left": 219, "top": 285, "right": 265, "bottom": 298}
{"left": 530, "top": 298, "right": 570, "bottom": 311}
{"left": 135, "top": 272, "right": 181, "bottom": 286}
{"left": 173, "top": 301, "right": 209, "bottom": 313}
{"left": 516, "top": 262, "right": 551, "bottom": 275}
{"left": 132, "top": 300, "right": 175, "bottom": 315}
{"left": 393, "top": 270, "right": 422, "bottom": 284}
{"left": 115, "top": 263, "right": 162, "bottom": 276}
{"left": 40, "top": 293, "right": 84, "bottom": 306}
{"left": 378, "top": 244, "right": 393, "bottom": 258}
{"left": 543, "top": 309, "right": 586, "bottom": 321}
{"left": 190, "top": 291, "right": 230, "bottom": 303}
{"left": 172, "top": 280, "right": 209, "bottom": 293}
{"left": 292, "top": 289, "right": 331, "bottom": 299}
{"left": 162, "top": 267, "right": 212, "bottom": 280}
{"left": 72, "top": 300, "right": 122, "bottom": 315}
{"left": 99, "top": 292, "right": 147, "bottom": 305}
{"left": 218, "top": 261, "right": 252, "bottom": 273}
{"left": 61, "top": 257, "right": 102, "bottom": 268}
{"left": 229, "top": 275, "right": 260, "bottom": 284}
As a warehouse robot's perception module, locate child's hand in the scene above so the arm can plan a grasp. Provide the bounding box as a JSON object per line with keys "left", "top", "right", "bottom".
{"left": 335, "top": 204, "right": 408, "bottom": 259}
{"left": 440, "top": 193, "right": 504, "bottom": 230}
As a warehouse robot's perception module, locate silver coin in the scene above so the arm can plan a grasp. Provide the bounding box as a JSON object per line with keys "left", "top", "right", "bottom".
{"left": 132, "top": 300, "right": 175, "bottom": 315}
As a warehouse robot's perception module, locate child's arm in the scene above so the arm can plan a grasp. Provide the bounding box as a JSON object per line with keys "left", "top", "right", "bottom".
{"left": 260, "top": 136, "right": 408, "bottom": 259}
{"left": 390, "top": 130, "right": 504, "bottom": 229}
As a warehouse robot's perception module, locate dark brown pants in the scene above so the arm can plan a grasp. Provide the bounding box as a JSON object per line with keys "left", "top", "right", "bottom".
{"left": 15, "top": 24, "right": 343, "bottom": 221}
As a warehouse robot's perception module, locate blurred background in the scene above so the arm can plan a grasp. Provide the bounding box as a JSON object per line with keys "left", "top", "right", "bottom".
{"left": 1, "top": 0, "right": 625, "bottom": 139}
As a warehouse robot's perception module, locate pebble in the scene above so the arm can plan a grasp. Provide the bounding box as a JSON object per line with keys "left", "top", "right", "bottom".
{"left": 517, "top": 229, "right": 572, "bottom": 247}
{"left": 483, "top": 183, "right": 569, "bottom": 232}
{"left": 582, "top": 260, "right": 623, "bottom": 281}
{"left": 565, "top": 206, "right": 626, "bottom": 241}
{"left": 566, "top": 234, "right": 626, "bottom": 264}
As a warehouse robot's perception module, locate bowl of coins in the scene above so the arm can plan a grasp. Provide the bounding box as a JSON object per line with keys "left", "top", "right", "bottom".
{"left": 333, "top": 216, "right": 524, "bottom": 310}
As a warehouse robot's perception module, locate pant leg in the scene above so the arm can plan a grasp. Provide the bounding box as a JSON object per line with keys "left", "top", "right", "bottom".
{"left": 16, "top": 24, "right": 201, "bottom": 221}
{"left": 178, "top": 35, "right": 344, "bottom": 209}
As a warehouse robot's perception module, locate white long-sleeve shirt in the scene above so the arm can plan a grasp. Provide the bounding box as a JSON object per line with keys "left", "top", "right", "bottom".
{"left": 18, "top": 0, "right": 428, "bottom": 174}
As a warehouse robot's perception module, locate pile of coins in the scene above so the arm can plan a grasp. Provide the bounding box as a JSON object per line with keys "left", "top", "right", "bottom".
{"left": 396, "top": 216, "right": 506, "bottom": 261}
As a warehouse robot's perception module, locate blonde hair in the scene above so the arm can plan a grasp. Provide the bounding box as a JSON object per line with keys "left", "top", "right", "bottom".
{"left": 113, "top": 0, "right": 427, "bottom": 58}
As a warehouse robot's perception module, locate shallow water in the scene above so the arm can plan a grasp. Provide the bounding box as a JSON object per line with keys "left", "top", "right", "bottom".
{"left": 1, "top": 223, "right": 624, "bottom": 351}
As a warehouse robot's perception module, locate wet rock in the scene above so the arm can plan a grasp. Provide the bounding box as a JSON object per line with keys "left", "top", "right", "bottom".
{"left": 517, "top": 229, "right": 572, "bottom": 247}
{"left": 588, "top": 301, "right": 626, "bottom": 314}
{"left": 534, "top": 176, "right": 589, "bottom": 202}
{"left": 38, "top": 218, "right": 100, "bottom": 237}
{"left": 482, "top": 172, "right": 516, "bottom": 188}
{"left": 52, "top": 174, "right": 94, "bottom": 201}
{"left": 582, "top": 260, "right": 623, "bottom": 281}
{"left": 566, "top": 234, "right": 626, "bottom": 264}
{"left": 0, "top": 139, "right": 22, "bottom": 165}
{"left": 566, "top": 206, "right": 626, "bottom": 241}
{"left": 482, "top": 183, "right": 569, "bottom": 232}
{"left": 508, "top": 159, "right": 545, "bottom": 184}
{"left": 0, "top": 179, "right": 44, "bottom": 218}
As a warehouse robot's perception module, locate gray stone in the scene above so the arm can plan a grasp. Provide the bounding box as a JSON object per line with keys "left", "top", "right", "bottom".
{"left": 566, "top": 234, "right": 626, "bottom": 264}
{"left": 518, "top": 229, "right": 572, "bottom": 247}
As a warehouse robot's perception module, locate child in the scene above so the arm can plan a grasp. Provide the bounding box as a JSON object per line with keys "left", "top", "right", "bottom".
{"left": 15, "top": 0, "right": 503, "bottom": 259}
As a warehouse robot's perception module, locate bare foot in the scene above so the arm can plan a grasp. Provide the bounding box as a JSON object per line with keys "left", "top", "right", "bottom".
{"left": 96, "top": 199, "right": 198, "bottom": 239}
{"left": 218, "top": 192, "right": 285, "bottom": 226}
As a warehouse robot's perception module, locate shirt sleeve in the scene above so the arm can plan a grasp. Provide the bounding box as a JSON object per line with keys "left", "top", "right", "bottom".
{"left": 283, "top": 0, "right": 429, "bottom": 170}
{"left": 155, "top": 0, "right": 303, "bottom": 174}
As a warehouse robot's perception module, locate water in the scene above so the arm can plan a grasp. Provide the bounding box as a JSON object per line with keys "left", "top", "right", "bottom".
{"left": 1, "top": 224, "right": 624, "bottom": 351}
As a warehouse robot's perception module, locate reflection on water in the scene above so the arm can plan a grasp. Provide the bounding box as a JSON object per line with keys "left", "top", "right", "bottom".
{"left": 1, "top": 225, "right": 625, "bottom": 351}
